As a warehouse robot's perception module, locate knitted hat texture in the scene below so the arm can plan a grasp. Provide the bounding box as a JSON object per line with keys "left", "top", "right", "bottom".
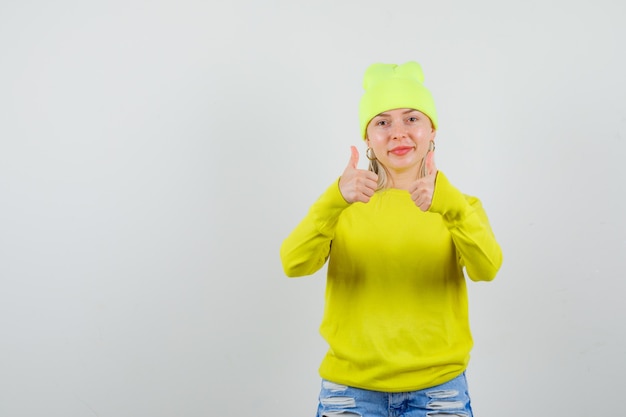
{"left": 359, "top": 61, "right": 438, "bottom": 138}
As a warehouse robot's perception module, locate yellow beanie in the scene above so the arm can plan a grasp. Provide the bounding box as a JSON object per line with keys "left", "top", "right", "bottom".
{"left": 359, "top": 61, "right": 438, "bottom": 139}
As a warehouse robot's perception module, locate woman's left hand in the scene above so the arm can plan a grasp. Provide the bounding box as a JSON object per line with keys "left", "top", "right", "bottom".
{"left": 409, "top": 151, "right": 437, "bottom": 212}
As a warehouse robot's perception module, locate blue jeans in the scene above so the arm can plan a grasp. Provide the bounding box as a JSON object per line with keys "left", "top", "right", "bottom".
{"left": 316, "top": 372, "right": 473, "bottom": 417}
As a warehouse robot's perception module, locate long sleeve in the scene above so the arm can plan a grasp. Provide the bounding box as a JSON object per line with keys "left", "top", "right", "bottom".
{"left": 284, "top": 176, "right": 502, "bottom": 391}
{"left": 429, "top": 171, "right": 503, "bottom": 282}
{"left": 280, "top": 179, "right": 350, "bottom": 277}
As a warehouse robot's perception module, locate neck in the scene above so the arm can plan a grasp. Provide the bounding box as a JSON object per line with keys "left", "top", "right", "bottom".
{"left": 387, "top": 168, "right": 419, "bottom": 191}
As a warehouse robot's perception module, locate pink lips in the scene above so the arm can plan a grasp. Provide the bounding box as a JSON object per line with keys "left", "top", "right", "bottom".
{"left": 389, "top": 146, "right": 414, "bottom": 156}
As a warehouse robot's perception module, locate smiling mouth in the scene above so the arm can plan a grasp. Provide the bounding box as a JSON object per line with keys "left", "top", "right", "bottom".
{"left": 389, "top": 146, "right": 414, "bottom": 156}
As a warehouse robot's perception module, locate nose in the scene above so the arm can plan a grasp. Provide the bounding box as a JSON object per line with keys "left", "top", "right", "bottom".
{"left": 390, "top": 122, "right": 407, "bottom": 139}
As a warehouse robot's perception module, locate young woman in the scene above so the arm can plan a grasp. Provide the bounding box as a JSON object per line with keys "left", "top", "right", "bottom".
{"left": 280, "top": 61, "right": 503, "bottom": 417}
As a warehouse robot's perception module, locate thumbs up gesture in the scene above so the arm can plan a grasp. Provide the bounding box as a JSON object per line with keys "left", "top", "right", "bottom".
{"left": 338, "top": 146, "right": 379, "bottom": 203}
{"left": 409, "top": 150, "right": 438, "bottom": 211}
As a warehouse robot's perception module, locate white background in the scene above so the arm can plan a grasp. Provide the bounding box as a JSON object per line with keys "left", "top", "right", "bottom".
{"left": 1, "top": 1, "right": 624, "bottom": 416}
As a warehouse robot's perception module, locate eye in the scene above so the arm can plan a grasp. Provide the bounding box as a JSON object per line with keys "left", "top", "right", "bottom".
{"left": 407, "top": 116, "right": 419, "bottom": 123}
{"left": 376, "top": 119, "right": 389, "bottom": 126}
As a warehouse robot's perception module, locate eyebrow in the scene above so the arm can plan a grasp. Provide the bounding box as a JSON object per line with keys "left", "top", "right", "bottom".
{"left": 375, "top": 109, "right": 419, "bottom": 117}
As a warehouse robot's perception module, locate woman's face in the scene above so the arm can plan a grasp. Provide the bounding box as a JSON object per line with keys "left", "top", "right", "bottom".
{"left": 366, "top": 108, "right": 436, "bottom": 178}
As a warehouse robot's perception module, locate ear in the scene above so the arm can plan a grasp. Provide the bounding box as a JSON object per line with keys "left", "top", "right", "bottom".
{"left": 429, "top": 129, "right": 437, "bottom": 147}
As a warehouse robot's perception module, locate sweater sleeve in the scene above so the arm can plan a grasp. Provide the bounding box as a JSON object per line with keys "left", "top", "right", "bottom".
{"left": 430, "top": 171, "right": 503, "bottom": 282}
{"left": 280, "top": 179, "right": 351, "bottom": 277}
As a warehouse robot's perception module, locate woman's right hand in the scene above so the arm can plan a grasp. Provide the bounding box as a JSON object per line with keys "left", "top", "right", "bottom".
{"left": 338, "top": 146, "right": 378, "bottom": 203}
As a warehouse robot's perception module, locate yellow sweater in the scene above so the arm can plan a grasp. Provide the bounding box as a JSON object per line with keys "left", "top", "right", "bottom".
{"left": 280, "top": 172, "right": 502, "bottom": 392}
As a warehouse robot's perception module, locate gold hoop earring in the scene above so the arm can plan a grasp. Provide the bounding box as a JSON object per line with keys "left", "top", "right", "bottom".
{"left": 366, "top": 147, "right": 377, "bottom": 161}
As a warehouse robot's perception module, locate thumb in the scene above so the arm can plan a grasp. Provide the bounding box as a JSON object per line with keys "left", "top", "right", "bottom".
{"left": 426, "top": 150, "right": 437, "bottom": 176}
{"left": 347, "top": 145, "right": 359, "bottom": 170}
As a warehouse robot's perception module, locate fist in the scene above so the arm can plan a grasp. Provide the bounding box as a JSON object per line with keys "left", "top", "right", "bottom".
{"left": 409, "top": 150, "right": 437, "bottom": 211}
{"left": 338, "top": 146, "right": 378, "bottom": 203}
